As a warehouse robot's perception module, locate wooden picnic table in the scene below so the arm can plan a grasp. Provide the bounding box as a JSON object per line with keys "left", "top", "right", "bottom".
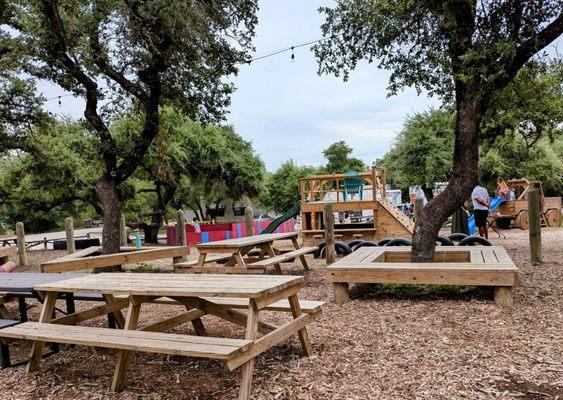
{"left": 177, "top": 232, "right": 316, "bottom": 274}
{"left": 0, "top": 273, "right": 324, "bottom": 399}
{"left": 0, "top": 273, "right": 89, "bottom": 321}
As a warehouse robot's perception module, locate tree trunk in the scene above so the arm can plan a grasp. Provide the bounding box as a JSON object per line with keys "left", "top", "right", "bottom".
{"left": 143, "top": 224, "right": 160, "bottom": 243}
{"left": 95, "top": 176, "right": 123, "bottom": 271}
{"left": 411, "top": 85, "right": 482, "bottom": 261}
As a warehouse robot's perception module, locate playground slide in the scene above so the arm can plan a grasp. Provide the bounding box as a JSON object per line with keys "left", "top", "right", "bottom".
{"left": 261, "top": 201, "right": 301, "bottom": 234}
{"left": 468, "top": 197, "right": 506, "bottom": 235}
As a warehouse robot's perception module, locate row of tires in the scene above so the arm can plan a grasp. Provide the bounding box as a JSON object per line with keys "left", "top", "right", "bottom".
{"left": 316, "top": 233, "right": 491, "bottom": 258}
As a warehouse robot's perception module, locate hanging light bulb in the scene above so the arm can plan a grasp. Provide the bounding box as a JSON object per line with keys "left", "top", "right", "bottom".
{"left": 290, "top": 46, "right": 295, "bottom": 62}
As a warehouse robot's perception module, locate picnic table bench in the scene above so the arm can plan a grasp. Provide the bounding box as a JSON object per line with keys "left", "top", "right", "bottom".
{"left": 41, "top": 245, "right": 190, "bottom": 273}
{"left": 327, "top": 246, "right": 518, "bottom": 306}
{"left": 0, "top": 273, "right": 324, "bottom": 399}
{"left": 174, "top": 232, "right": 317, "bottom": 274}
{"left": 0, "top": 246, "right": 16, "bottom": 265}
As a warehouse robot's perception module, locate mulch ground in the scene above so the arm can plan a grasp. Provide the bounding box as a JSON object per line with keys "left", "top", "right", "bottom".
{"left": 0, "top": 228, "right": 561, "bottom": 399}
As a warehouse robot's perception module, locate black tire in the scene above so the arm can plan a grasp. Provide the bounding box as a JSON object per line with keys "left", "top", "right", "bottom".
{"left": 436, "top": 235, "right": 454, "bottom": 246}
{"left": 385, "top": 238, "right": 412, "bottom": 246}
{"left": 316, "top": 241, "right": 352, "bottom": 258}
{"left": 53, "top": 238, "right": 101, "bottom": 250}
{"left": 377, "top": 238, "right": 393, "bottom": 246}
{"left": 352, "top": 241, "right": 378, "bottom": 251}
{"left": 495, "top": 217, "right": 512, "bottom": 229}
{"left": 448, "top": 233, "right": 469, "bottom": 243}
{"left": 458, "top": 236, "right": 492, "bottom": 246}
{"left": 347, "top": 240, "right": 364, "bottom": 249}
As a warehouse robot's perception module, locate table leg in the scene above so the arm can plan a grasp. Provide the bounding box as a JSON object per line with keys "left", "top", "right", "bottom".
{"left": 234, "top": 252, "right": 248, "bottom": 269}
{"left": 27, "top": 291, "right": 58, "bottom": 372}
{"left": 0, "top": 303, "right": 12, "bottom": 319}
{"left": 264, "top": 243, "right": 282, "bottom": 274}
{"left": 18, "top": 296, "right": 28, "bottom": 322}
{"left": 111, "top": 300, "right": 142, "bottom": 392}
{"left": 291, "top": 237, "right": 310, "bottom": 271}
{"left": 239, "top": 299, "right": 259, "bottom": 400}
{"left": 287, "top": 295, "right": 312, "bottom": 356}
{"left": 196, "top": 252, "right": 207, "bottom": 267}
{"left": 103, "top": 294, "right": 125, "bottom": 329}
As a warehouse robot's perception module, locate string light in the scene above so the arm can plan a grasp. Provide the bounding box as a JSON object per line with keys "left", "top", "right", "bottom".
{"left": 45, "top": 37, "right": 329, "bottom": 100}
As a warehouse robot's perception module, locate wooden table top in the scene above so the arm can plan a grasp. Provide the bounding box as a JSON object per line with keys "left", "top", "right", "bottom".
{"left": 196, "top": 232, "right": 298, "bottom": 250}
{"left": 0, "top": 273, "right": 88, "bottom": 293}
{"left": 34, "top": 273, "right": 304, "bottom": 299}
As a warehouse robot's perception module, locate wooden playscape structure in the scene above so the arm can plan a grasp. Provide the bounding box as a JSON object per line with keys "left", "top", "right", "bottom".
{"left": 496, "top": 179, "right": 561, "bottom": 230}
{"left": 299, "top": 167, "right": 414, "bottom": 245}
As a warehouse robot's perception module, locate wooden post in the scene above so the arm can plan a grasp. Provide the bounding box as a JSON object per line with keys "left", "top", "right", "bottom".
{"left": 244, "top": 207, "right": 254, "bottom": 236}
{"left": 65, "top": 217, "right": 75, "bottom": 254}
{"left": 43, "top": 237, "right": 48, "bottom": 250}
{"left": 324, "top": 203, "right": 335, "bottom": 265}
{"left": 528, "top": 188, "right": 542, "bottom": 264}
{"left": 15, "top": 222, "right": 27, "bottom": 267}
{"left": 413, "top": 197, "right": 423, "bottom": 222}
{"left": 119, "top": 214, "right": 128, "bottom": 246}
{"left": 175, "top": 210, "right": 188, "bottom": 263}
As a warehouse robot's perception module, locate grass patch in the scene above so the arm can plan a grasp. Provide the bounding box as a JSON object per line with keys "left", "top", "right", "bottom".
{"left": 124, "top": 262, "right": 159, "bottom": 273}
{"left": 538, "top": 283, "right": 552, "bottom": 297}
{"left": 350, "top": 283, "right": 490, "bottom": 301}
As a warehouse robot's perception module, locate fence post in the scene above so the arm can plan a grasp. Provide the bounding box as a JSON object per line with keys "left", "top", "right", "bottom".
{"left": 65, "top": 217, "right": 75, "bottom": 254}
{"left": 414, "top": 197, "right": 424, "bottom": 223}
{"left": 244, "top": 207, "right": 254, "bottom": 236}
{"left": 528, "top": 188, "right": 542, "bottom": 264}
{"left": 43, "top": 236, "right": 48, "bottom": 250}
{"left": 15, "top": 222, "right": 28, "bottom": 266}
{"left": 324, "top": 203, "right": 335, "bottom": 265}
{"left": 176, "top": 210, "right": 188, "bottom": 262}
{"left": 119, "top": 214, "right": 128, "bottom": 246}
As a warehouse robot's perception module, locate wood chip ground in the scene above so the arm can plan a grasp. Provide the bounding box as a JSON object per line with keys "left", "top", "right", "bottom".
{"left": 0, "top": 228, "right": 561, "bottom": 399}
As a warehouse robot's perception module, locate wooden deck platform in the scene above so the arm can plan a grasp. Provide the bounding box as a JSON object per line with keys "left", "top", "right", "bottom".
{"left": 327, "top": 246, "right": 518, "bottom": 307}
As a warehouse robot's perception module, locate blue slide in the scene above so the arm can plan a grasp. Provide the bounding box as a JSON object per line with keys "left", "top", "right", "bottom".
{"left": 468, "top": 197, "right": 506, "bottom": 235}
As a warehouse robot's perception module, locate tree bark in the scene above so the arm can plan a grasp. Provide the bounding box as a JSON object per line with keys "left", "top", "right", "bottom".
{"left": 95, "top": 177, "right": 122, "bottom": 271}
{"left": 411, "top": 84, "right": 482, "bottom": 261}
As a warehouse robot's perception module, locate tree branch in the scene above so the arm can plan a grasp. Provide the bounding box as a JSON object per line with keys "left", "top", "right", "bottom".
{"left": 39, "top": 0, "right": 117, "bottom": 175}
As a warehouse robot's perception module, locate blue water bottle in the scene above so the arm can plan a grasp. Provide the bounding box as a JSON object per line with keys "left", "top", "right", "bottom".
{"left": 135, "top": 232, "right": 142, "bottom": 248}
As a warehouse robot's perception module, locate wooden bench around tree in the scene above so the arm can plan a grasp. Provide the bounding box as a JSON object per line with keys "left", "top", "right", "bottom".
{"left": 328, "top": 246, "right": 518, "bottom": 307}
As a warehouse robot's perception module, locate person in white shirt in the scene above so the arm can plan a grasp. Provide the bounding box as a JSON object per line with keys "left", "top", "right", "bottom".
{"left": 471, "top": 184, "right": 490, "bottom": 239}
{"left": 192, "top": 217, "right": 201, "bottom": 234}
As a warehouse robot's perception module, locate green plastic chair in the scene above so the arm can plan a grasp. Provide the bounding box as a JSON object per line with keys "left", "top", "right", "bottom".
{"left": 342, "top": 171, "right": 363, "bottom": 201}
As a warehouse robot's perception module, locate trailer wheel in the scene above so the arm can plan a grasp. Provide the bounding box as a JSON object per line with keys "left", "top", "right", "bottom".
{"left": 514, "top": 211, "right": 529, "bottom": 230}
{"left": 448, "top": 233, "right": 468, "bottom": 243}
{"left": 545, "top": 209, "right": 561, "bottom": 227}
{"left": 458, "top": 236, "right": 492, "bottom": 246}
{"left": 436, "top": 235, "right": 454, "bottom": 246}
{"left": 495, "top": 217, "right": 512, "bottom": 229}
{"left": 352, "top": 241, "right": 378, "bottom": 251}
{"left": 385, "top": 238, "right": 412, "bottom": 246}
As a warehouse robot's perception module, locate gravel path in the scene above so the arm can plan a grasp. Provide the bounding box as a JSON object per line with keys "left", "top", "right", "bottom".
{"left": 0, "top": 228, "right": 561, "bottom": 399}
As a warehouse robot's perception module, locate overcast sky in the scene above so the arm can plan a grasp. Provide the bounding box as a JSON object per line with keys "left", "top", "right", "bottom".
{"left": 38, "top": 1, "right": 560, "bottom": 171}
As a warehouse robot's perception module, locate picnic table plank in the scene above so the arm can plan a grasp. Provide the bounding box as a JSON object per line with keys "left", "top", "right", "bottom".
{"left": 0, "top": 273, "right": 87, "bottom": 293}
{"left": 34, "top": 273, "right": 304, "bottom": 299}
{"left": 196, "top": 232, "right": 297, "bottom": 249}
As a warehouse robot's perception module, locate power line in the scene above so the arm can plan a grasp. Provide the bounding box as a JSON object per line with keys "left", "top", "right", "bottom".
{"left": 44, "top": 36, "right": 328, "bottom": 101}
{"left": 250, "top": 37, "right": 326, "bottom": 62}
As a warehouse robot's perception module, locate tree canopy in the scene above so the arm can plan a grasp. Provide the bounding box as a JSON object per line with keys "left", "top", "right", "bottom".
{"left": 2, "top": 0, "right": 259, "bottom": 255}
{"left": 381, "top": 109, "right": 455, "bottom": 200}
{"left": 322, "top": 141, "right": 365, "bottom": 173}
